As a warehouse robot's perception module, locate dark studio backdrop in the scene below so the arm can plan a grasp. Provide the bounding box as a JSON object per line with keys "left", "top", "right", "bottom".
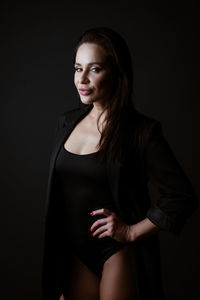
{"left": 0, "top": 1, "right": 199, "bottom": 299}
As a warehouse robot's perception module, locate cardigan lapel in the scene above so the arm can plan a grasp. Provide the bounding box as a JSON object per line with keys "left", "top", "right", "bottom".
{"left": 50, "top": 104, "right": 93, "bottom": 170}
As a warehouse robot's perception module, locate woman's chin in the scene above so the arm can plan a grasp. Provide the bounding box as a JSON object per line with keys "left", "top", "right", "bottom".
{"left": 80, "top": 97, "right": 94, "bottom": 105}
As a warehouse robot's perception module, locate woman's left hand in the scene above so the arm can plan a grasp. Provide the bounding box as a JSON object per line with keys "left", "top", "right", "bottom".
{"left": 89, "top": 208, "right": 132, "bottom": 243}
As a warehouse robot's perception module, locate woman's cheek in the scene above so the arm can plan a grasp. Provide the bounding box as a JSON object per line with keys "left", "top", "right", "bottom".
{"left": 100, "top": 77, "right": 113, "bottom": 94}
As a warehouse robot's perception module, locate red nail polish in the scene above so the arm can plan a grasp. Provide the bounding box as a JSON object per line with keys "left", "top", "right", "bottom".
{"left": 90, "top": 212, "right": 93, "bottom": 215}
{"left": 89, "top": 228, "right": 92, "bottom": 232}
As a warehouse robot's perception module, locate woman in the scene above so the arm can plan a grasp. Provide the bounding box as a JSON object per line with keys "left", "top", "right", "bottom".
{"left": 42, "top": 27, "right": 198, "bottom": 300}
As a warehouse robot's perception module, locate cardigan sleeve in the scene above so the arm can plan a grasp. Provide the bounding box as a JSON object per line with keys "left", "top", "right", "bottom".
{"left": 145, "top": 121, "right": 198, "bottom": 236}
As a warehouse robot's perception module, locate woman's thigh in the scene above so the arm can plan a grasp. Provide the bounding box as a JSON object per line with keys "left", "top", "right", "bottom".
{"left": 63, "top": 254, "right": 100, "bottom": 300}
{"left": 99, "top": 244, "right": 138, "bottom": 300}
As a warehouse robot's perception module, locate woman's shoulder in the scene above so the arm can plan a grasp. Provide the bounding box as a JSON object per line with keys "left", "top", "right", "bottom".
{"left": 124, "top": 108, "right": 163, "bottom": 153}
{"left": 131, "top": 109, "right": 162, "bottom": 134}
{"left": 57, "top": 104, "right": 91, "bottom": 125}
{"left": 58, "top": 106, "right": 82, "bottom": 120}
{"left": 133, "top": 108, "right": 159, "bottom": 125}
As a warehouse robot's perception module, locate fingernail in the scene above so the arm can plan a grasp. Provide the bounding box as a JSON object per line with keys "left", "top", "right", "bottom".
{"left": 89, "top": 228, "right": 92, "bottom": 232}
{"left": 91, "top": 233, "right": 94, "bottom": 236}
{"left": 89, "top": 212, "right": 93, "bottom": 215}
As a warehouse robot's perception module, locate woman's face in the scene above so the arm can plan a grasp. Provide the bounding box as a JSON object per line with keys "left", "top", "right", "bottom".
{"left": 74, "top": 43, "right": 114, "bottom": 108}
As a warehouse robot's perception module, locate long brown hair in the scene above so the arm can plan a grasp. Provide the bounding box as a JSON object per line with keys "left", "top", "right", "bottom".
{"left": 73, "top": 27, "right": 137, "bottom": 165}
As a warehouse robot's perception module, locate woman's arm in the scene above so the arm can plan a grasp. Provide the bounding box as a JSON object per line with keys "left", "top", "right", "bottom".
{"left": 128, "top": 217, "right": 161, "bottom": 242}
{"left": 144, "top": 121, "right": 198, "bottom": 236}
{"left": 89, "top": 208, "right": 161, "bottom": 243}
{"left": 89, "top": 121, "right": 198, "bottom": 243}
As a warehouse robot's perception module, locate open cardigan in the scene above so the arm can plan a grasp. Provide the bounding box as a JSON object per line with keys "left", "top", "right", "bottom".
{"left": 42, "top": 103, "right": 198, "bottom": 300}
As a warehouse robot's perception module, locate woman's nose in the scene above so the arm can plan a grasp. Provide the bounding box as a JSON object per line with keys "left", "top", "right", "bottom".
{"left": 79, "top": 71, "right": 89, "bottom": 84}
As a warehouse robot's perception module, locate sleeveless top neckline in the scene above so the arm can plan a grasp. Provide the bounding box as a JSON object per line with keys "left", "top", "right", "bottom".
{"left": 62, "top": 145, "right": 100, "bottom": 157}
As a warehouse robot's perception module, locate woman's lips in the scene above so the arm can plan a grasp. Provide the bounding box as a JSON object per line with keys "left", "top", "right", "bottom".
{"left": 79, "top": 89, "right": 92, "bottom": 95}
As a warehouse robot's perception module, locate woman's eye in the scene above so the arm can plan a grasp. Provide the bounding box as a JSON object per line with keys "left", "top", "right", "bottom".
{"left": 74, "top": 67, "right": 81, "bottom": 72}
{"left": 91, "top": 67, "right": 100, "bottom": 72}
{"left": 74, "top": 67, "right": 101, "bottom": 72}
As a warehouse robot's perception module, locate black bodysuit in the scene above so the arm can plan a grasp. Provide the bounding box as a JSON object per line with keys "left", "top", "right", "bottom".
{"left": 55, "top": 145, "right": 125, "bottom": 278}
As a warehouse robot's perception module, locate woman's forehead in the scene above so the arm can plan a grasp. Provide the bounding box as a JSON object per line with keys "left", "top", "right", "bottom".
{"left": 75, "top": 43, "right": 107, "bottom": 64}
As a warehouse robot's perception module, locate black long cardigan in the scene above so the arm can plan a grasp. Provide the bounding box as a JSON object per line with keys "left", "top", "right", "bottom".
{"left": 42, "top": 103, "right": 198, "bottom": 300}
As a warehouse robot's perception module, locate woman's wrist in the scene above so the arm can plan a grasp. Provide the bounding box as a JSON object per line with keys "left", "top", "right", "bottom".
{"left": 128, "top": 218, "right": 161, "bottom": 242}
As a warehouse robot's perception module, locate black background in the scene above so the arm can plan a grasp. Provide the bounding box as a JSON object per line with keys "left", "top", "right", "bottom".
{"left": 0, "top": 1, "right": 199, "bottom": 299}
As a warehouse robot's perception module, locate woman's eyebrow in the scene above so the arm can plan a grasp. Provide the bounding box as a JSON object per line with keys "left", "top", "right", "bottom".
{"left": 75, "top": 62, "right": 103, "bottom": 66}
